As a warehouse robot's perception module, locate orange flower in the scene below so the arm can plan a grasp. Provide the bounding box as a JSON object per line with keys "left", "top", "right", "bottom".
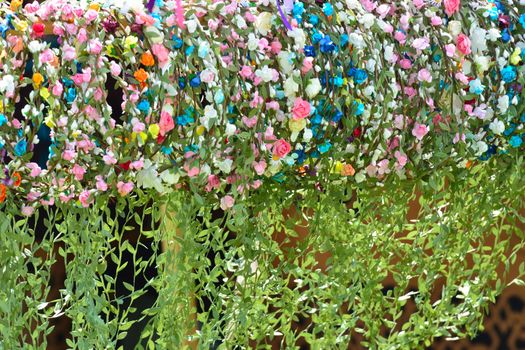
{"left": 32, "top": 72, "right": 44, "bottom": 87}
{"left": 341, "top": 164, "right": 355, "bottom": 176}
{"left": 12, "top": 172, "right": 21, "bottom": 187}
{"left": 0, "top": 184, "right": 6, "bottom": 204}
{"left": 140, "top": 52, "right": 155, "bottom": 67}
{"left": 134, "top": 68, "right": 148, "bottom": 83}
{"left": 10, "top": 0, "right": 22, "bottom": 12}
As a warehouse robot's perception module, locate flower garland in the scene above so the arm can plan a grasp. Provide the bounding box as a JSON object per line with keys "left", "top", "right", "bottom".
{"left": 0, "top": 0, "right": 523, "bottom": 212}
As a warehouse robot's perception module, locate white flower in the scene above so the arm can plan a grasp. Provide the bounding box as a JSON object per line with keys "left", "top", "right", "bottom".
{"left": 28, "top": 40, "right": 45, "bottom": 53}
{"left": 0, "top": 75, "right": 15, "bottom": 94}
{"left": 217, "top": 159, "right": 233, "bottom": 174}
{"left": 136, "top": 160, "right": 165, "bottom": 193}
{"left": 247, "top": 33, "right": 259, "bottom": 51}
{"left": 303, "top": 128, "right": 313, "bottom": 142}
{"left": 186, "top": 20, "right": 198, "bottom": 34}
{"left": 305, "top": 78, "right": 321, "bottom": 98}
{"left": 489, "top": 119, "right": 505, "bottom": 135}
{"left": 475, "top": 141, "right": 488, "bottom": 155}
{"left": 384, "top": 45, "right": 395, "bottom": 62}
{"left": 473, "top": 55, "right": 490, "bottom": 73}
{"left": 289, "top": 28, "right": 306, "bottom": 50}
{"left": 255, "top": 12, "right": 273, "bottom": 36}
{"left": 235, "top": 15, "right": 247, "bottom": 30}
{"left": 283, "top": 76, "right": 299, "bottom": 98}
{"left": 361, "top": 13, "right": 376, "bottom": 28}
{"left": 346, "top": 0, "right": 362, "bottom": 9}
{"left": 225, "top": 123, "right": 237, "bottom": 136}
{"left": 255, "top": 66, "right": 274, "bottom": 82}
{"left": 487, "top": 28, "right": 501, "bottom": 42}
{"left": 107, "top": 0, "right": 144, "bottom": 13}
{"left": 497, "top": 95, "right": 509, "bottom": 113}
{"left": 278, "top": 51, "right": 294, "bottom": 74}
{"left": 470, "top": 26, "right": 487, "bottom": 54}
{"left": 448, "top": 20, "right": 462, "bottom": 37}
{"left": 348, "top": 33, "right": 365, "bottom": 49}
{"left": 200, "top": 105, "right": 218, "bottom": 130}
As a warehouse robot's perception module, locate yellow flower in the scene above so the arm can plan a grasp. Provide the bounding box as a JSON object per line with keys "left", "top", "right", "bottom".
{"left": 510, "top": 48, "right": 522, "bottom": 66}
{"left": 88, "top": 3, "right": 100, "bottom": 11}
{"left": 32, "top": 73, "right": 44, "bottom": 87}
{"left": 148, "top": 124, "right": 160, "bottom": 138}
{"left": 10, "top": 0, "right": 22, "bottom": 11}
{"left": 40, "top": 88, "right": 50, "bottom": 101}
{"left": 289, "top": 118, "right": 307, "bottom": 133}
{"left": 44, "top": 115, "right": 55, "bottom": 128}
{"left": 196, "top": 125, "right": 206, "bottom": 136}
{"left": 333, "top": 161, "right": 343, "bottom": 174}
{"left": 13, "top": 19, "right": 28, "bottom": 32}
{"left": 124, "top": 36, "right": 138, "bottom": 51}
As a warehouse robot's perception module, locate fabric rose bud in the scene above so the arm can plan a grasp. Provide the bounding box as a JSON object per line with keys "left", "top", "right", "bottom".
{"left": 134, "top": 68, "right": 148, "bottom": 83}
{"left": 159, "top": 112, "right": 175, "bottom": 136}
{"left": 412, "top": 123, "right": 429, "bottom": 141}
{"left": 444, "top": 0, "right": 461, "bottom": 17}
{"left": 417, "top": 68, "right": 432, "bottom": 83}
{"left": 220, "top": 195, "right": 235, "bottom": 211}
{"left": 341, "top": 164, "right": 355, "bottom": 176}
{"left": 117, "top": 181, "right": 134, "bottom": 196}
{"left": 32, "top": 22, "right": 45, "bottom": 38}
{"left": 140, "top": 52, "right": 155, "bottom": 66}
{"left": 292, "top": 98, "right": 311, "bottom": 120}
{"left": 272, "top": 139, "right": 292, "bottom": 159}
{"left": 456, "top": 34, "right": 471, "bottom": 55}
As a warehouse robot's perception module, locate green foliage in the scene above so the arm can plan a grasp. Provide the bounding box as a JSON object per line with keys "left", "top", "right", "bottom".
{"left": 1, "top": 157, "right": 524, "bottom": 349}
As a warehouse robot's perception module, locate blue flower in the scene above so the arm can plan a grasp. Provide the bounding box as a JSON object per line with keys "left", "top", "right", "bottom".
{"left": 520, "top": 14, "right": 525, "bottom": 29}
{"left": 331, "top": 109, "right": 343, "bottom": 123}
{"left": 177, "top": 114, "right": 194, "bottom": 126}
{"left": 161, "top": 146, "right": 173, "bottom": 155}
{"left": 501, "top": 28, "right": 511, "bottom": 43}
{"left": 353, "top": 69, "right": 368, "bottom": 84}
{"left": 510, "top": 135, "right": 523, "bottom": 148}
{"left": 322, "top": 3, "right": 334, "bottom": 16}
{"left": 353, "top": 101, "right": 364, "bottom": 116}
{"left": 66, "top": 88, "right": 76, "bottom": 103}
{"left": 319, "top": 35, "right": 336, "bottom": 53}
{"left": 312, "top": 31, "right": 323, "bottom": 44}
{"left": 501, "top": 66, "right": 516, "bottom": 83}
{"left": 185, "top": 45, "right": 195, "bottom": 56}
{"left": 137, "top": 100, "right": 150, "bottom": 112}
{"left": 340, "top": 34, "right": 349, "bottom": 47}
{"left": 190, "top": 75, "right": 201, "bottom": 88}
{"left": 14, "top": 139, "right": 27, "bottom": 157}
{"left": 319, "top": 141, "right": 331, "bottom": 154}
{"left": 172, "top": 35, "right": 183, "bottom": 49}
{"left": 304, "top": 45, "right": 316, "bottom": 57}
{"left": 469, "top": 79, "right": 485, "bottom": 95}
{"left": 521, "top": 114, "right": 525, "bottom": 123}
{"left": 433, "top": 54, "right": 442, "bottom": 62}
{"left": 308, "top": 15, "right": 319, "bottom": 26}
{"left": 0, "top": 114, "right": 6, "bottom": 127}
{"left": 503, "top": 123, "right": 516, "bottom": 136}
{"left": 178, "top": 77, "right": 186, "bottom": 89}
{"left": 332, "top": 76, "right": 344, "bottom": 87}
{"left": 292, "top": 2, "right": 305, "bottom": 19}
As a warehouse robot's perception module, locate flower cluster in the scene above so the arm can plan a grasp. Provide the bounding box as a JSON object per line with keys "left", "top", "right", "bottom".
{"left": 0, "top": 0, "right": 524, "bottom": 211}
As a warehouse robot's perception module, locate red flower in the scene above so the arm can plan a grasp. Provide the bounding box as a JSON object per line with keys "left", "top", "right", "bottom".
{"left": 32, "top": 23, "right": 46, "bottom": 38}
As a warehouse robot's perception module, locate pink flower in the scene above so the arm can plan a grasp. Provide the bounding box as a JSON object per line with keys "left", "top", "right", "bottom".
{"left": 26, "top": 163, "right": 42, "bottom": 177}
{"left": 301, "top": 57, "right": 313, "bottom": 74}
{"left": 88, "top": 39, "right": 103, "bottom": 55}
{"left": 252, "top": 160, "right": 267, "bottom": 175}
{"left": 71, "top": 164, "right": 86, "bottom": 181}
{"left": 417, "top": 68, "right": 432, "bottom": 83}
{"left": 220, "top": 195, "right": 235, "bottom": 210}
{"left": 63, "top": 45, "right": 77, "bottom": 61}
{"left": 456, "top": 33, "right": 471, "bottom": 55}
{"left": 84, "top": 9, "right": 98, "bottom": 23}
{"left": 412, "top": 123, "right": 429, "bottom": 141}
{"left": 39, "top": 49, "right": 55, "bottom": 63}
{"left": 412, "top": 37, "right": 430, "bottom": 51}
{"left": 103, "top": 152, "right": 117, "bottom": 165}
{"left": 159, "top": 112, "right": 175, "bottom": 136}
{"left": 240, "top": 65, "right": 253, "bottom": 79}
{"left": 62, "top": 149, "right": 76, "bottom": 161}
{"left": 77, "top": 28, "right": 88, "bottom": 43}
{"left": 110, "top": 61, "right": 121, "bottom": 76}
{"left": 52, "top": 81, "right": 63, "bottom": 96}
{"left": 242, "top": 116, "right": 258, "bottom": 128}
{"left": 272, "top": 139, "right": 291, "bottom": 159}
{"left": 117, "top": 181, "right": 134, "bottom": 196}
{"left": 394, "top": 151, "right": 408, "bottom": 168}
{"left": 79, "top": 190, "right": 91, "bottom": 208}
{"left": 399, "top": 58, "right": 412, "bottom": 70}
{"left": 21, "top": 206, "right": 35, "bottom": 217}
{"left": 270, "top": 40, "right": 282, "bottom": 55}
{"left": 205, "top": 175, "right": 220, "bottom": 192}
{"left": 291, "top": 98, "right": 311, "bottom": 120}
{"left": 130, "top": 159, "right": 144, "bottom": 170}
{"left": 431, "top": 16, "right": 443, "bottom": 26}
{"left": 200, "top": 70, "right": 215, "bottom": 84}
{"left": 95, "top": 175, "right": 108, "bottom": 191}
{"left": 151, "top": 44, "right": 169, "bottom": 65}
{"left": 444, "top": 44, "right": 456, "bottom": 57}
{"left": 444, "top": 0, "right": 460, "bottom": 17}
